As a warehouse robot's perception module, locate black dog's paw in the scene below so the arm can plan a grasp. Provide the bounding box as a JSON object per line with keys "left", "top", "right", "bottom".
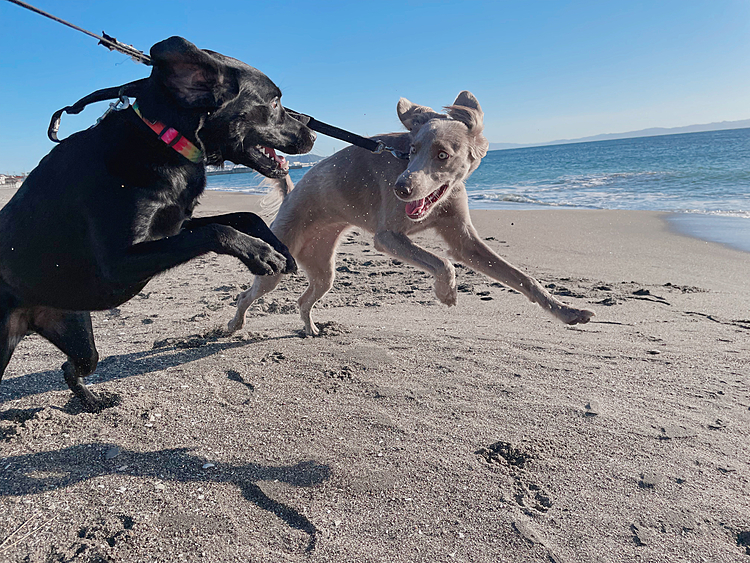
{"left": 281, "top": 251, "right": 297, "bottom": 274}
{"left": 64, "top": 391, "right": 122, "bottom": 415}
{"left": 263, "top": 239, "right": 296, "bottom": 274}
{"left": 241, "top": 239, "right": 288, "bottom": 276}
{"left": 243, "top": 214, "right": 296, "bottom": 274}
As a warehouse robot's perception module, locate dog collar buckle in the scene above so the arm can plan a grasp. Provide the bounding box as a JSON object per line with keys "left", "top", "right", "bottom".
{"left": 131, "top": 102, "right": 203, "bottom": 163}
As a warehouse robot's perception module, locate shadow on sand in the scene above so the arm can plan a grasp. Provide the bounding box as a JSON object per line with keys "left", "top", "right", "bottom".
{"left": 0, "top": 336, "right": 261, "bottom": 404}
{"left": 0, "top": 443, "right": 329, "bottom": 552}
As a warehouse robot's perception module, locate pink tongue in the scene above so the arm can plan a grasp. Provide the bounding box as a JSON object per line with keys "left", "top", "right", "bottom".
{"left": 405, "top": 198, "right": 426, "bottom": 217}
{"left": 264, "top": 147, "right": 287, "bottom": 167}
{"left": 268, "top": 148, "right": 280, "bottom": 162}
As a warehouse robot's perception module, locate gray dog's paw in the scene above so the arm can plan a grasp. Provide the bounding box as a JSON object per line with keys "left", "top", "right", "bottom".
{"left": 435, "top": 278, "right": 458, "bottom": 307}
{"left": 560, "top": 306, "right": 595, "bottom": 325}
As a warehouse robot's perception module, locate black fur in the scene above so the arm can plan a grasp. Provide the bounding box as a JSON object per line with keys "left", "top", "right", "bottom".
{"left": 0, "top": 37, "right": 315, "bottom": 411}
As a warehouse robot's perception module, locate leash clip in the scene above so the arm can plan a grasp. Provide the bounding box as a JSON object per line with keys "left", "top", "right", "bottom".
{"left": 96, "top": 95, "right": 131, "bottom": 125}
{"left": 374, "top": 140, "right": 410, "bottom": 160}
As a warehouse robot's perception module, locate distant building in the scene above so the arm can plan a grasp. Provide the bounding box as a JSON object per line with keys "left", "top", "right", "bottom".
{"left": 0, "top": 174, "right": 27, "bottom": 187}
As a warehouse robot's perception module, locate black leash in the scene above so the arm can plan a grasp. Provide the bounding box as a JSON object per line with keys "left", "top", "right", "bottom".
{"left": 47, "top": 80, "right": 147, "bottom": 142}
{"left": 286, "top": 110, "right": 410, "bottom": 160}
{"left": 8, "top": 0, "right": 409, "bottom": 159}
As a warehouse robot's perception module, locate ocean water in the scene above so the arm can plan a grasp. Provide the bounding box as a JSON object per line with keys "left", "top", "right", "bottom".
{"left": 207, "top": 127, "right": 750, "bottom": 252}
{"left": 207, "top": 168, "right": 311, "bottom": 194}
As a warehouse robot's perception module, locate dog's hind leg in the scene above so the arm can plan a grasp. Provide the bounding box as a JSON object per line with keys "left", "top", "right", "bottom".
{"left": 440, "top": 222, "right": 594, "bottom": 325}
{"left": 374, "top": 230, "right": 458, "bottom": 306}
{"left": 29, "top": 309, "right": 102, "bottom": 411}
{"left": 295, "top": 225, "right": 348, "bottom": 336}
{"left": 227, "top": 273, "right": 284, "bottom": 333}
{"left": 226, "top": 214, "right": 307, "bottom": 334}
{"left": 0, "top": 296, "right": 27, "bottom": 385}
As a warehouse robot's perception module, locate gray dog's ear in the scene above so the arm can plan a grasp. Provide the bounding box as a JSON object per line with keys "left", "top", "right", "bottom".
{"left": 453, "top": 91, "right": 481, "bottom": 112}
{"left": 445, "top": 91, "right": 484, "bottom": 132}
{"left": 150, "top": 36, "right": 239, "bottom": 109}
{"left": 447, "top": 91, "right": 488, "bottom": 160}
{"left": 397, "top": 98, "right": 441, "bottom": 132}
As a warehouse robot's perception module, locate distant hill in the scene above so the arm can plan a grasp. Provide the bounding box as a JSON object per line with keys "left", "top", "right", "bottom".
{"left": 488, "top": 119, "right": 750, "bottom": 151}
{"left": 283, "top": 153, "right": 326, "bottom": 164}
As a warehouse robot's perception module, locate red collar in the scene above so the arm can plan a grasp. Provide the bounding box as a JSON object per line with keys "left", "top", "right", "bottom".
{"left": 132, "top": 102, "right": 203, "bottom": 163}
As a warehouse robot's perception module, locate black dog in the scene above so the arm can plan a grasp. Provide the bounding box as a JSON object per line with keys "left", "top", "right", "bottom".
{"left": 0, "top": 37, "right": 315, "bottom": 411}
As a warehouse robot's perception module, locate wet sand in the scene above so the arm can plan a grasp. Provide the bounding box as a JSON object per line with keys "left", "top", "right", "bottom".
{"left": 667, "top": 213, "right": 750, "bottom": 254}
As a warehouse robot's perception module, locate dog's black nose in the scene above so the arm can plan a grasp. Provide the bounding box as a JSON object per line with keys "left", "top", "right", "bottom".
{"left": 306, "top": 129, "right": 317, "bottom": 147}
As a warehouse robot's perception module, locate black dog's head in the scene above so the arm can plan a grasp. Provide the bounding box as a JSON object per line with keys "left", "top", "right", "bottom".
{"left": 149, "top": 37, "right": 316, "bottom": 178}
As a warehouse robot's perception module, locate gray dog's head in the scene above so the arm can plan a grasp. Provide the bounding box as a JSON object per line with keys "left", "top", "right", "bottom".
{"left": 149, "top": 37, "right": 316, "bottom": 178}
{"left": 394, "top": 91, "right": 489, "bottom": 221}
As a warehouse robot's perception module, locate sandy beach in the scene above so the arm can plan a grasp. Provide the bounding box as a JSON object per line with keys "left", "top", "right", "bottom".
{"left": 1, "top": 188, "right": 748, "bottom": 562}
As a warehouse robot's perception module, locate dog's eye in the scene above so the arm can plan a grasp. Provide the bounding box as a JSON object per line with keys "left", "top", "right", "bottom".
{"left": 438, "top": 151, "right": 449, "bottom": 160}
{"left": 409, "top": 146, "right": 416, "bottom": 154}
{"left": 271, "top": 98, "right": 279, "bottom": 109}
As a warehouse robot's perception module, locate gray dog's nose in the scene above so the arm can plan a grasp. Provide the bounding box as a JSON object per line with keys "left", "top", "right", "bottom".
{"left": 394, "top": 180, "right": 412, "bottom": 199}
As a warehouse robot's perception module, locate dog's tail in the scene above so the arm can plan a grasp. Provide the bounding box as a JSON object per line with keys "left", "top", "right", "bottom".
{"left": 259, "top": 175, "right": 294, "bottom": 221}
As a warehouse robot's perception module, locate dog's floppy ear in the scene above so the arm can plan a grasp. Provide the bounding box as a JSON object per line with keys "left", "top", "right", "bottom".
{"left": 445, "top": 91, "right": 484, "bottom": 132}
{"left": 397, "top": 98, "right": 441, "bottom": 132}
{"left": 447, "top": 91, "right": 489, "bottom": 160}
{"left": 150, "top": 36, "right": 239, "bottom": 109}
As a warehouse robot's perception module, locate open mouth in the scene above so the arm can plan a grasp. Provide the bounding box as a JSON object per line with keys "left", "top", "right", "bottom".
{"left": 405, "top": 184, "right": 449, "bottom": 220}
{"left": 256, "top": 145, "right": 289, "bottom": 170}
{"left": 251, "top": 145, "right": 289, "bottom": 176}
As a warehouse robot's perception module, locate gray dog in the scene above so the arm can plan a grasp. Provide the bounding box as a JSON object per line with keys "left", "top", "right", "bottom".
{"left": 228, "top": 91, "right": 594, "bottom": 336}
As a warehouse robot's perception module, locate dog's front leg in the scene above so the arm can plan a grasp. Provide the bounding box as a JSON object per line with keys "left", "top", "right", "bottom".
{"left": 182, "top": 213, "right": 296, "bottom": 273}
{"left": 446, "top": 225, "right": 594, "bottom": 325}
{"left": 374, "top": 230, "right": 457, "bottom": 306}
{"left": 109, "top": 225, "right": 288, "bottom": 286}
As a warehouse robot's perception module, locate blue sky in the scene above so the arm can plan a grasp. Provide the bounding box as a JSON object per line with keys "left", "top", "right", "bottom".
{"left": 1, "top": 0, "right": 749, "bottom": 173}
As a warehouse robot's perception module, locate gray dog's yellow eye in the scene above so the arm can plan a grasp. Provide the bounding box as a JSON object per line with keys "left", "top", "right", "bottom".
{"left": 410, "top": 146, "right": 416, "bottom": 154}
{"left": 438, "top": 151, "right": 449, "bottom": 160}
